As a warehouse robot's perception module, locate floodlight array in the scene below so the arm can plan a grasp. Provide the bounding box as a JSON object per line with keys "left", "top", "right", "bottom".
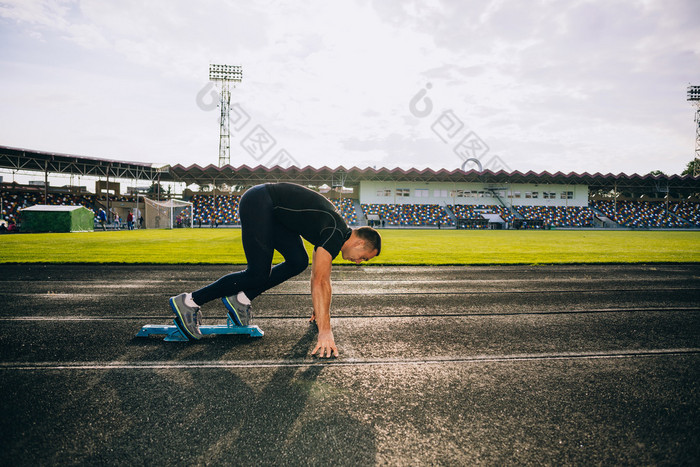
{"left": 209, "top": 64, "right": 243, "bottom": 82}
{"left": 688, "top": 85, "right": 700, "bottom": 102}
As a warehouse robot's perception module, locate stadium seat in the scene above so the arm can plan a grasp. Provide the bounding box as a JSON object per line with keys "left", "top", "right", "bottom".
{"left": 515, "top": 205, "right": 595, "bottom": 228}
{"left": 361, "top": 204, "right": 454, "bottom": 227}
{"left": 590, "top": 200, "right": 690, "bottom": 228}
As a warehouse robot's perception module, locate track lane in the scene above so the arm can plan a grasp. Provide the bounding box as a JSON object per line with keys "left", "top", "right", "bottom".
{"left": 1, "top": 264, "right": 698, "bottom": 465}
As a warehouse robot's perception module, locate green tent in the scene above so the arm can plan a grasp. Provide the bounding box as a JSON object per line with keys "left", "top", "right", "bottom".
{"left": 20, "top": 205, "right": 94, "bottom": 233}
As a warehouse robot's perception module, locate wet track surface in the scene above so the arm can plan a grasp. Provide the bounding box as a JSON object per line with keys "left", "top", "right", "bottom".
{"left": 1, "top": 264, "right": 698, "bottom": 465}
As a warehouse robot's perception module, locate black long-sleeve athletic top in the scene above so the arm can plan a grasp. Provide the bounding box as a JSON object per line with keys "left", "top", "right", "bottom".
{"left": 266, "top": 182, "right": 352, "bottom": 259}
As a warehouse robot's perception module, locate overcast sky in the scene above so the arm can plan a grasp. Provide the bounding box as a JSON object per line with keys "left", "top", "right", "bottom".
{"left": 1, "top": 0, "right": 699, "bottom": 178}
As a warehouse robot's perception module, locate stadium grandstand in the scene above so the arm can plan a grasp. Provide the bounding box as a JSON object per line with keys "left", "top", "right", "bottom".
{"left": 1, "top": 144, "right": 699, "bottom": 231}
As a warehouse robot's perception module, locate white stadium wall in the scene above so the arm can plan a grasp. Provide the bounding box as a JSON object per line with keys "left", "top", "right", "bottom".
{"left": 358, "top": 181, "right": 589, "bottom": 207}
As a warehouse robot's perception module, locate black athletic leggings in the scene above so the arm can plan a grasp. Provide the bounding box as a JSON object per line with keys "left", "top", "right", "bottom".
{"left": 191, "top": 184, "right": 309, "bottom": 305}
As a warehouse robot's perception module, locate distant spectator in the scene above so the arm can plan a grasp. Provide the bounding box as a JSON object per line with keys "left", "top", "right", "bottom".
{"left": 127, "top": 211, "right": 134, "bottom": 230}
{"left": 98, "top": 208, "right": 107, "bottom": 230}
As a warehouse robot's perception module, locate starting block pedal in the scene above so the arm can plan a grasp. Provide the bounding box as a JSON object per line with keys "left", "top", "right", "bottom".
{"left": 137, "top": 316, "right": 264, "bottom": 342}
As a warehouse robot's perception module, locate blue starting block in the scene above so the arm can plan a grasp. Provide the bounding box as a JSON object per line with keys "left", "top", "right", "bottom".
{"left": 137, "top": 316, "right": 264, "bottom": 342}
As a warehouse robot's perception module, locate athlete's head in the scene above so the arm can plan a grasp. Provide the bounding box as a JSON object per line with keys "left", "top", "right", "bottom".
{"left": 354, "top": 226, "right": 381, "bottom": 256}
{"left": 341, "top": 226, "right": 381, "bottom": 264}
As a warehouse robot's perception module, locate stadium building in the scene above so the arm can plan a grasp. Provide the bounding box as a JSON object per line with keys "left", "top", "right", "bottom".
{"left": 1, "top": 144, "right": 699, "bottom": 231}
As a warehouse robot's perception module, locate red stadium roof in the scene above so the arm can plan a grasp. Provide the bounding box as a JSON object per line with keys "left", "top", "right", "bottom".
{"left": 167, "top": 162, "right": 699, "bottom": 191}
{"left": 1, "top": 144, "right": 698, "bottom": 193}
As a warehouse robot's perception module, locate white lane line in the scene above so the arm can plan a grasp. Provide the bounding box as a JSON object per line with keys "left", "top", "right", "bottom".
{"left": 1, "top": 277, "right": 689, "bottom": 284}
{"left": 3, "top": 287, "right": 699, "bottom": 298}
{"left": 1, "top": 348, "right": 698, "bottom": 370}
{"left": 2, "top": 307, "right": 698, "bottom": 321}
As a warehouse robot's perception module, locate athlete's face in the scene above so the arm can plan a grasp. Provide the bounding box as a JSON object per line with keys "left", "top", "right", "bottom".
{"left": 342, "top": 245, "right": 378, "bottom": 264}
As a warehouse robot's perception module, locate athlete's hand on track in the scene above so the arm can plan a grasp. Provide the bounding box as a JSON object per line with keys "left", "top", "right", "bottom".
{"left": 312, "top": 329, "right": 339, "bottom": 358}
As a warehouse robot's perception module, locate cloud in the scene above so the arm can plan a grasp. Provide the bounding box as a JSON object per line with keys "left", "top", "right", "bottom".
{"left": 0, "top": 0, "right": 74, "bottom": 29}
{"left": 0, "top": 0, "right": 698, "bottom": 176}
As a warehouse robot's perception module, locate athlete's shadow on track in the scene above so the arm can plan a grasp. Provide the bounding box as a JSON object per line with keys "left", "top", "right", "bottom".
{"left": 78, "top": 324, "right": 376, "bottom": 465}
{"left": 223, "top": 324, "right": 377, "bottom": 465}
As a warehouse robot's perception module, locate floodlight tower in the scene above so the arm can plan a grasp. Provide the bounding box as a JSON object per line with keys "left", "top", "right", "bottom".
{"left": 688, "top": 85, "right": 700, "bottom": 177}
{"left": 209, "top": 64, "right": 243, "bottom": 167}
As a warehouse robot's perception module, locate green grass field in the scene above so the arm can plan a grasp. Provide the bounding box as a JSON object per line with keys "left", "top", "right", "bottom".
{"left": 1, "top": 229, "right": 698, "bottom": 264}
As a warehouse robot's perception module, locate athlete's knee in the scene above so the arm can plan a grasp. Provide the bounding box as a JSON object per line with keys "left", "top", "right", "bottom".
{"left": 246, "top": 265, "right": 272, "bottom": 284}
{"left": 287, "top": 249, "right": 309, "bottom": 275}
{"left": 291, "top": 260, "right": 308, "bottom": 276}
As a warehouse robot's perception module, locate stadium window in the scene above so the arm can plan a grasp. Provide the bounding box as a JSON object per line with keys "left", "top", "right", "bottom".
{"left": 525, "top": 192, "right": 532, "bottom": 199}
{"left": 415, "top": 189, "right": 429, "bottom": 198}
{"left": 376, "top": 189, "right": 392, "bottom": 197}
{"left": 396, "top": 188, "right": 410, "bottom": 197}
{"left": 566, "top": 191, "right": 574, "bottom": 199}
{"left": 532, "top": 192, "right": 538, "bottom": 199}
{"left": 513, "top": 191, "right": 521, "bottom": 198}
{"left": 433, "top": 189, "right": 448, "bottom": 197}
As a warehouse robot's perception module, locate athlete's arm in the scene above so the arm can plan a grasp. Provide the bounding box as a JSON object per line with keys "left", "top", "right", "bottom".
{"left": 310, "top": 246, "right": 338, "bottom": 358}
